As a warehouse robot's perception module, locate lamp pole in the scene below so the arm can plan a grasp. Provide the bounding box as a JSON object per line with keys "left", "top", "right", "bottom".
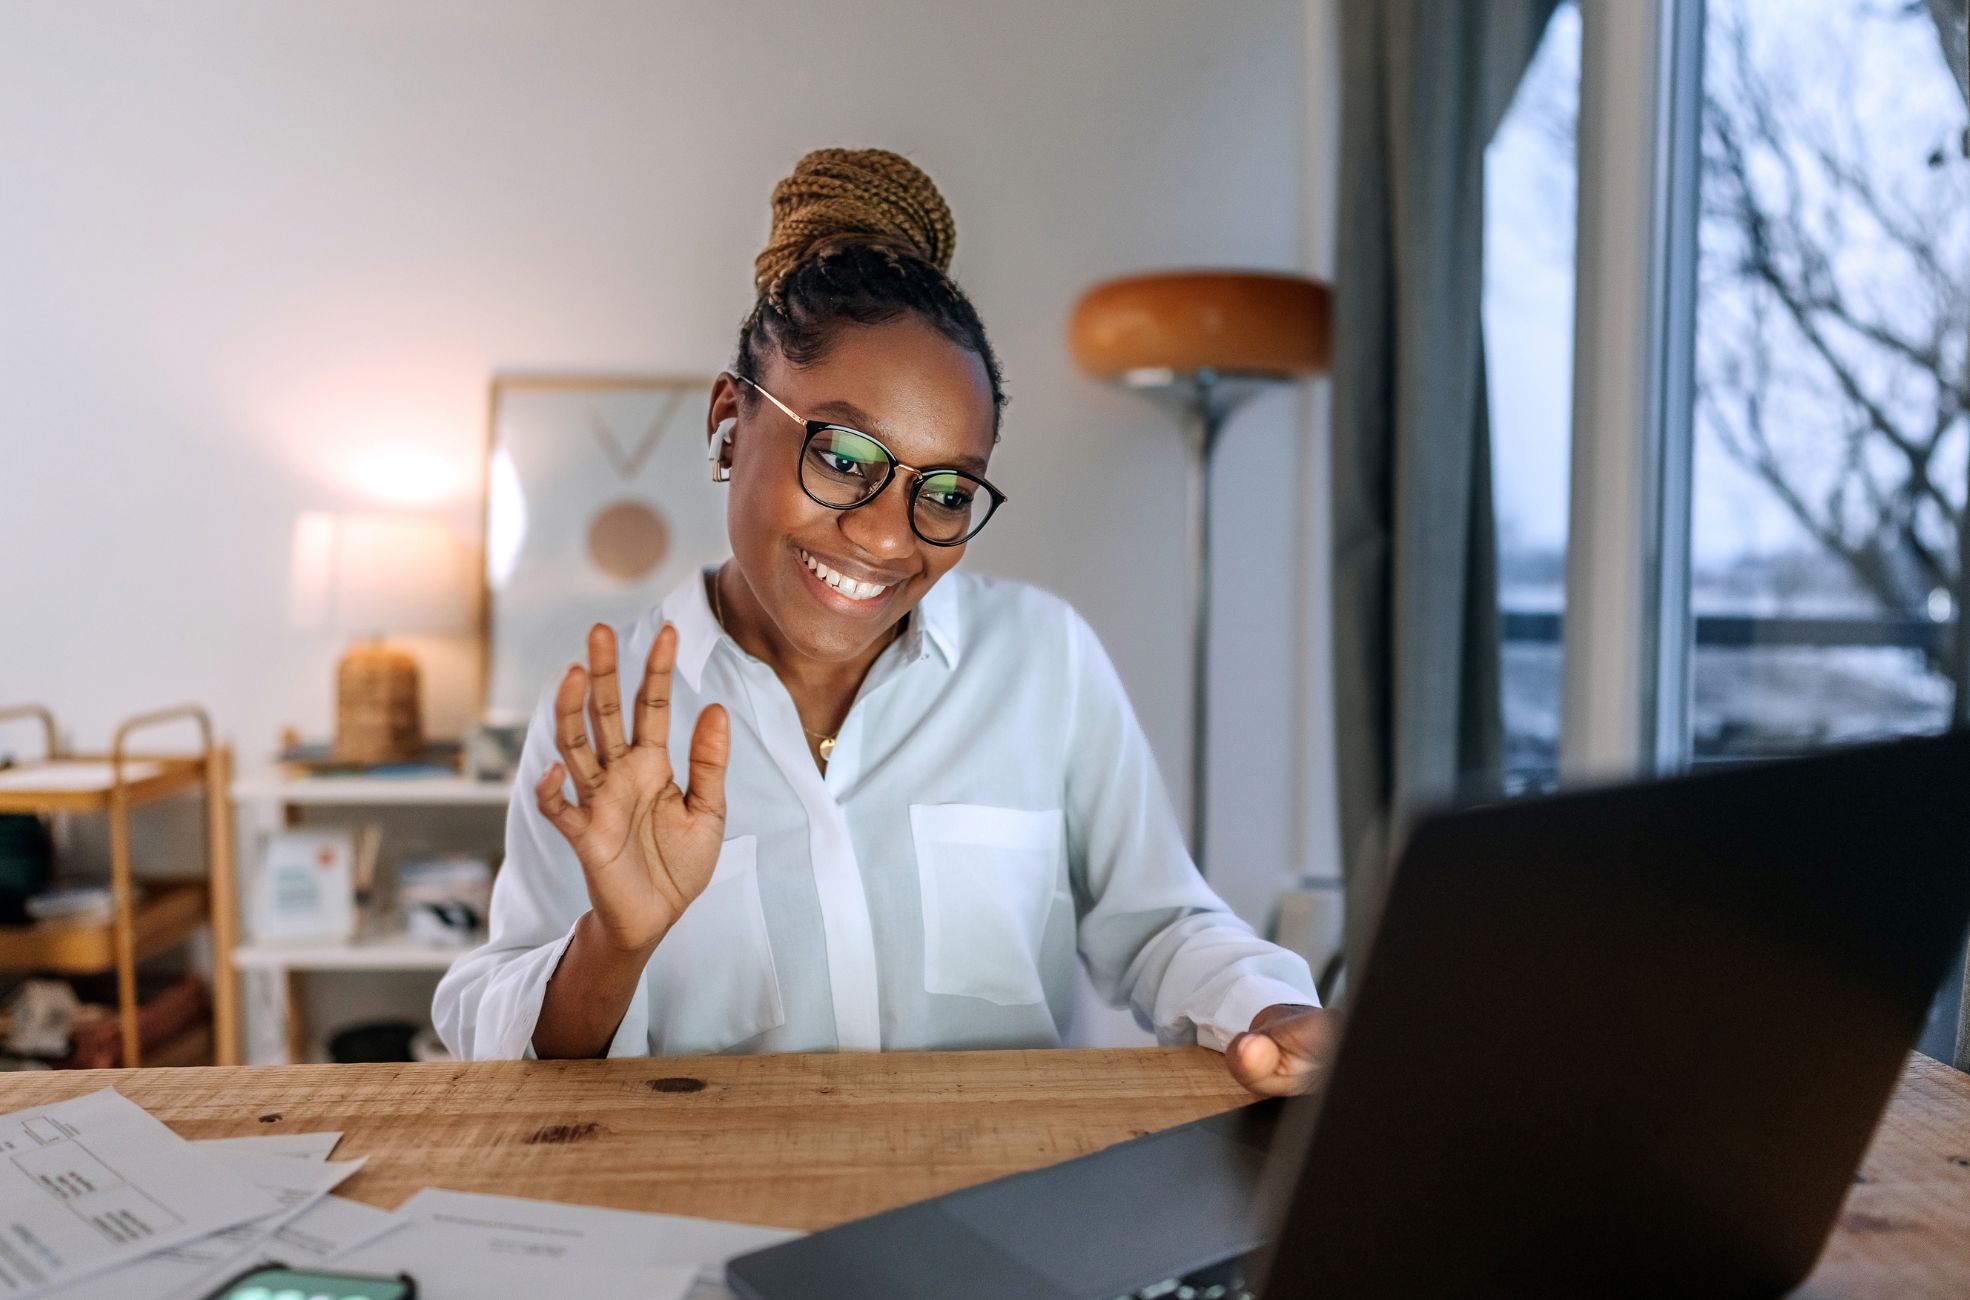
{"left": 1182, "top": 376, "right": 1220, "bottom": 870}
{"left": 1125, "top": 368, "right": 1273, "bottom": 872}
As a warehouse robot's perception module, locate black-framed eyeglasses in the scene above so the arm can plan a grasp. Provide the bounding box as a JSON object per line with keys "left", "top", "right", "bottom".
{"left": 734, "top": 374, "right": 1007, "bottom": 546}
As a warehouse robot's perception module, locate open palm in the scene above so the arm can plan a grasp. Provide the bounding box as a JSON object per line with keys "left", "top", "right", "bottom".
{"left": 534, "top": 622, "right": 730, "bottom": 955}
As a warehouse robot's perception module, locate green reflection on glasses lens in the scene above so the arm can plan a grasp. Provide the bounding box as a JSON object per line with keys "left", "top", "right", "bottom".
{"left": 803, "top": 430, "right": 890, "bottom": 509}
{"left": 916, "top": 472, "right": 976, "bottom": 515}
{"left": 812, "top": 431, "right": 885, "bottom": 470}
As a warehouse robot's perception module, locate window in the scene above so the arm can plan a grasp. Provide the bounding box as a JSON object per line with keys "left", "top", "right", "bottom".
{"left": 1486, "top": 1, "right": 1582, "bottom": 794}
{"left": 1686, "top": 0, "right": 1968, "bottom": 764}
{"left": 1684, "top": 0, "right": 1967, "bottom": 1060}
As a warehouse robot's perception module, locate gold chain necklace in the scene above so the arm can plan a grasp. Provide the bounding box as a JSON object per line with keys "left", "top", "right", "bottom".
{"left": 711, "top": 565, "right": 842, "bottom": 761}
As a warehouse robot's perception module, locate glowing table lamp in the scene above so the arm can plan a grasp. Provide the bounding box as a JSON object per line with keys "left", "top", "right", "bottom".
{"left": 1068, "top": 270, "right": 1331, "bottom": 868}
{"left": 290, "top": 512, "right": 472, "bottom": 764}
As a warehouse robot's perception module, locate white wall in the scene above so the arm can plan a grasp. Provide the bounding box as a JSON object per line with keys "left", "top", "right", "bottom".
{"left": 0, "top": 0, "right": 1331, "bottom": 1044}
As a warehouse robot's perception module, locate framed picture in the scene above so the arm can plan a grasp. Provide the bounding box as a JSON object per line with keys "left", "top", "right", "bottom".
{"left": 252, "top": 827, "right": 361, "bottom": 944}
{"left": 481, "top": 373, "right": 725, "bottom": 715}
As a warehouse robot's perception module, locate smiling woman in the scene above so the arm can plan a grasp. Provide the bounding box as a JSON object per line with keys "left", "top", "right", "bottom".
{"left": 431, "top": 148, "right": 1328, "bottom": 1096}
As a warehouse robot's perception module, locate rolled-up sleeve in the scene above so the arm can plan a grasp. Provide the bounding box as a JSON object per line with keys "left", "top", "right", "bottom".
{"left": 1062, "top": 609, "right": 1317, "bottom": 1050}
{"left": 432, "top": 683, "right": 651, "bottom": 1061}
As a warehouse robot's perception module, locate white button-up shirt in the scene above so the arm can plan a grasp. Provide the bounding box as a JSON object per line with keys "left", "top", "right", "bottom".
{"left": 433, "top": 566, "right": 1316, "bottom": 1060}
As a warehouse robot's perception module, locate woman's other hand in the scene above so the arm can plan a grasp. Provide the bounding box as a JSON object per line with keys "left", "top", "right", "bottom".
{"left": 1223, "top": 1004, "right": 1334, "bottom": 1097}
{"left": 534, "top": 622, "right": 730, "bottom": 956}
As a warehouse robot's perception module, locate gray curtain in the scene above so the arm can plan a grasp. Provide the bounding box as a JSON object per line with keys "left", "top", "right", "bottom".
{"left": 1331, "top": 0, "right": 1561, "bottom": 975}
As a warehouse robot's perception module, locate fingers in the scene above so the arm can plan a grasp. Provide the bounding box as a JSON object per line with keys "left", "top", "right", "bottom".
{"left": 534, "top": 762, "right": 588, "bottom": 839}
{"left": 585, "top": 624, "right": 629, "bottom": 763}
{"left": 682, "top": 704, "right": 730, "bottom": 821}
{"left": 1225, "top": 1032, "right": 1301, "bottom": 1098}
{"left": 632, "top": 624, "right": 678, "bottom": 772}
{"left": 1225, "top": 1032, "right": 1282, "bottom": 1092}
{"left": 1225, "top": 1008, "right": 1332, "bottom": 1098}
{"left": 1263, "top": 1006, "right": 1334, "bottom": 1061}
{"left": 552, "top": 663, "right": 606, "bottom": 796}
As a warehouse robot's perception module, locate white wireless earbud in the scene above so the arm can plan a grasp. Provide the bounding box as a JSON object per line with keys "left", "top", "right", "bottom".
{"left": 709, "top": 417, "right": 736, "bottom": 482}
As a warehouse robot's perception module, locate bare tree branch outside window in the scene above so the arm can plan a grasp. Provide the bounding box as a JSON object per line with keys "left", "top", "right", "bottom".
{"left": 1697, "top": 0, "right": 1969, "bottom": 695}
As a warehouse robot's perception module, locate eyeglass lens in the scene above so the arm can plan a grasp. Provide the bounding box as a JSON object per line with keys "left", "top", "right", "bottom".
{"left": 800, "top": 427, "right": 992, "bottom": 544}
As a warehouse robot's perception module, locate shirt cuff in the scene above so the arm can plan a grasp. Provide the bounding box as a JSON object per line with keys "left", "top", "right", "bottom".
{"left": 517, "top": 923, "right": 652, "bottom": 1060}
{"left": 1195, "top": 976, "right": 1322, "bottom": 1053}
{"left": 517, "top": 925, "right": 583, "bottom": 1061}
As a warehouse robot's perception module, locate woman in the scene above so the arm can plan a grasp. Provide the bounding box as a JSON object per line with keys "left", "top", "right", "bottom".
{"left": 434, "top": 148, "right": 1329, "bottom": 1096}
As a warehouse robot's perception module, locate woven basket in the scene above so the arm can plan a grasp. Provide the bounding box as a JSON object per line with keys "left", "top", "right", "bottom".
{"left": 334, "top": 641, "right": 423, "bottom": 764}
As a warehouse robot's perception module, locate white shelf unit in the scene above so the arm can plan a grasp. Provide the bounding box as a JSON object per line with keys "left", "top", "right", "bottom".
{"left": 231, "top": 770, "right": 513, "bottom": 1062}
{"left": 231, "top": 774, "right": 515, "bottom": 807}
{"left": 231, "top": 937, "right": 469, "bottom": 971}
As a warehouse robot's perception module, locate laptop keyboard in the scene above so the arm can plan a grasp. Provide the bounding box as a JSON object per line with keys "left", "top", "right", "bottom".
{"left": 1120, "top": 1258, "right": 1254, "bottom": 1299}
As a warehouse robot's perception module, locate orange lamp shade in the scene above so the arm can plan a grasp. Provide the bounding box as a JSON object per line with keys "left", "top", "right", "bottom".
{"left": 1068, "top": 270, "right": 1332, "bottom": 381}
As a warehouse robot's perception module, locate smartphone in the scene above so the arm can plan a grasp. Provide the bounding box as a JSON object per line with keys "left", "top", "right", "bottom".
{"left": 199, "top": 1264, "right": 416, "bottom": 1300}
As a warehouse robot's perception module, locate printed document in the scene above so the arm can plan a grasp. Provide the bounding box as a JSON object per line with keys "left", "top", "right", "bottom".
{"left": 334, "top": 1220, "right": 697, "bottom": 1300}
{"left": 193, "top": 1132, "right": 344, "bottom": 1162}
{"left": 331, "top": 1188, "right": 800, "bottom": 1300}
{"left": 0, "top": 1088, "right": 279, "bottom": 1297}
{"left": 249, "top": 1194, "right": 398, "bottom": 1269}
{"left": 40, "top": 1150, "right": 363, "bottom": 1300}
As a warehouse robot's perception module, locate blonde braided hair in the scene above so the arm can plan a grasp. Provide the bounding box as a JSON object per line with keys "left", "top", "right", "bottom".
{"left": 753, "top": 148, "right": 956, "bottom": 301}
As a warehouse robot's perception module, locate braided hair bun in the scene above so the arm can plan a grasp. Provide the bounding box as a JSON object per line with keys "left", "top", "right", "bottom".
{"left": 734, "top": 146, "right": 1005, "bottom": 431}
{"left": 753, "top": 148, "right": 957, "bottom": 299}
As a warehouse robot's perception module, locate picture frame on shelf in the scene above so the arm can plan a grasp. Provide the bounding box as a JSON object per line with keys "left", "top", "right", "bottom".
{"left": 481, "top": 373, "right": 723, "bottom": 716}
{"left": 251, "top": 826, "right": 374, "bottom": 945}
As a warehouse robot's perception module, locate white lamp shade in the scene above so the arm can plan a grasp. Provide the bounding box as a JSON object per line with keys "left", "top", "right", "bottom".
{"left": 290, "top": 512, "right": 472, "bottom": 635}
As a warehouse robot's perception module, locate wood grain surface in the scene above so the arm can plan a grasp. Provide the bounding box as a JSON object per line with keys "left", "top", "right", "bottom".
{"left": 0, "top": 1048, "right": 1963, "bottom": 1295}
{"left": 1797, "top": 1054, "right": 1970, "bottom": 1298}
{"left": 0, "top": 1047, "right": 1249, "bottom": 1232}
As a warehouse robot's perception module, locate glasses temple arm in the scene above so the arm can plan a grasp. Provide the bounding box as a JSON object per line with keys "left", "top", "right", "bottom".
{"left": 734, "top": 374, "right": 807, "bottom": 427}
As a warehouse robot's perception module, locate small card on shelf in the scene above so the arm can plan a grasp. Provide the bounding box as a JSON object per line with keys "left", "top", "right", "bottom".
{"left": 253, "top": 828, "right": 368, "bottom": 944}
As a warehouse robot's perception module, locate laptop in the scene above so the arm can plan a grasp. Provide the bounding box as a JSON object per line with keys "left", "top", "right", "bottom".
{"left": 726, "top": 729, "right": 1970, "bottom": 1299}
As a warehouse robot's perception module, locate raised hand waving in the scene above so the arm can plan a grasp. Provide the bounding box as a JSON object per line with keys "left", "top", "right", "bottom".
{"left": 534, "top": 622, "right": 730, "bottom": 955}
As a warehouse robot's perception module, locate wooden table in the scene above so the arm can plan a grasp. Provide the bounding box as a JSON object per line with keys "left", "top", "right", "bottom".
{"left": 0, "top": 1048, "right": 1965, "bottom": 1296}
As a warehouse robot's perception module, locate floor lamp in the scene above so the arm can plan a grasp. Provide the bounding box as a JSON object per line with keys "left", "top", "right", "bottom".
{"left": 1068, "top": 271, "right": 1331, "bottom": 871}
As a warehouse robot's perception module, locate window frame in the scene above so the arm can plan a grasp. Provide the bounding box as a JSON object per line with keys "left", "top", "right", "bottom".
{"left": 1558, "top": 0, "right": 1705, "bottom": 783}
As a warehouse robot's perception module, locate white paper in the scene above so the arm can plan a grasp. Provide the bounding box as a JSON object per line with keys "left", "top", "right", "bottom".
{"left": 335, "top": 1221, "right": 697, "bottom": 1300}
{"left": 255, "top": 1194, "right": 399, "bottom": 1267}
{"left": 193, "top": 1132, "right": 343, "bottom": 1162}
{"left": 0, "top": 1088, "right": 281, "bottom": 1298}
{"left": 40, "top": 1150, "right": 364, "bottom": 1300}
{"left": 331, "top": 1188, "right": 798, "bottom": 1300}
{"left": 397, "top": 1187, "right": 799, "bottom": 1280}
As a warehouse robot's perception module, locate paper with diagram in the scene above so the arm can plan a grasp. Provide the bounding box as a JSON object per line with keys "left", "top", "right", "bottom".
{"left": 41, "top": 1150, "right": 364, "bottom": 1300}
{"left": 0, "top": 1088, "right": 279, "bottom": 1297}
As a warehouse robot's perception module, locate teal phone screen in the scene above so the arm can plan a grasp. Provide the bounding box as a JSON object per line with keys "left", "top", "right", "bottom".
{"left": 208, "top": 1267, "right": 412, "bottom": 1300}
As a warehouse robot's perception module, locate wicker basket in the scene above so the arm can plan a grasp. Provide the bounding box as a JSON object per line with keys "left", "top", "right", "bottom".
{"left": 334, "top": 640, "right": 423, "bottom": 763}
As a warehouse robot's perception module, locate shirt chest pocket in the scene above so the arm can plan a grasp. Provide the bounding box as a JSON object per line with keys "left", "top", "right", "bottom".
{"left": 910, "top": 804, "right": 1068, "bottom": 1008}
{"left": 644, "top": 834, "right": 786, "bottom": 1053}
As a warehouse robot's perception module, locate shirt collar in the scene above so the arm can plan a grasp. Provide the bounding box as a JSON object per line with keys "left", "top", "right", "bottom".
{"left": 664, "top": 567, "right": 723, "bottom": 694}
{"left": 907, "top": 571, "right": 963, "bottom": 669}
{"left": 661, "top": 562, "right": 965, "bottom": 694}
